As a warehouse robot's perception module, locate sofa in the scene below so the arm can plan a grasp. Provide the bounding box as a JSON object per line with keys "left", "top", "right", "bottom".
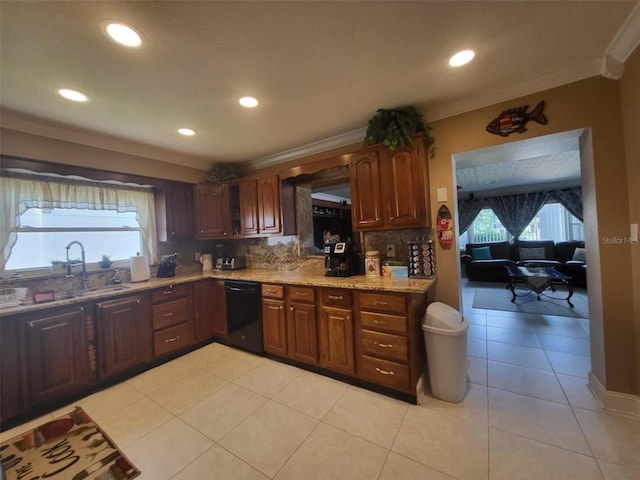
{"left": 461, "top": 240, "right": 587, "bottom": 287}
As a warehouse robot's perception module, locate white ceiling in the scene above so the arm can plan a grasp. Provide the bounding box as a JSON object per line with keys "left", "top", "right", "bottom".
{"left": 1, "top": 1, "right": 639, "bottom": 173}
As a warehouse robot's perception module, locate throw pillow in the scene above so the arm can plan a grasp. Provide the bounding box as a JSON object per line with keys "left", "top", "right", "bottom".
{"left": 471, "top": 246, "right": 492, "bottom": 260}
{"left": 572, "top": 247, "right": 586, "bottom": 262}
{"left": 519, "top": 247, "right": 546, "bottom": 260}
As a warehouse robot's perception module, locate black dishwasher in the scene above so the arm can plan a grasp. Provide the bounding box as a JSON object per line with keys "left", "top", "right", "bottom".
{"left": 224, "top": 280, "right": 264, "bottom": 354}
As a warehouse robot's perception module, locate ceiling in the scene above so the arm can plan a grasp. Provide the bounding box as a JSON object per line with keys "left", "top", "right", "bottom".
{"left": 1, "top": 1, "right": 639, "bottom": 174}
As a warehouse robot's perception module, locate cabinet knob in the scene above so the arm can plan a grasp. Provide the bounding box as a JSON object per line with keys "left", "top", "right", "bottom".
{"left": 290, "top": 306, "right": 294, "bottom": 312}
{"left": 279, "top": 305, "right": 283, "bottom": 310}
{"left": 346, "top": 315, "right": 351, "bottom": 321}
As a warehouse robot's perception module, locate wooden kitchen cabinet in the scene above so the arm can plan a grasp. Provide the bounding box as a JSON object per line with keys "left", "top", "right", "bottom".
{"left": 286, "top": 286, "right": 318, "bottom": 365}
{"left": 318, "top": 289, "right": 354, "bottom": 375}
{"left": 262, "top": 285, "right": 287, "bottom": 355}
{"left": 22, "top": 304, "right": 91, "bottom": 406}
{"left": 230, "top": 173, "right": 282, "bottom": 237}
{"left": 1, "top": 315, "right": 23, "bottom": 424}
{"left": 193, "top": 278, "right": 227, "bottom": 341}
{"left": 97, "top": 293, "right": 153, "bottom": 378}
{"left": 166, "top": 181, "right": 195, "bottom": 240}
{"left": 151, "top": 284, "right": 194, "bottom": 358}
{"left": 350, "top": 134, "right": 431, "bottom": 231}
{"left": 195, "top": 183, "right": 230, "bottom": 238}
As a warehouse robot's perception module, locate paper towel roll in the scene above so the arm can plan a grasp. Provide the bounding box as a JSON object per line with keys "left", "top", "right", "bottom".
{"left": 130, "top": 255, "right": 150, "bottom": 282}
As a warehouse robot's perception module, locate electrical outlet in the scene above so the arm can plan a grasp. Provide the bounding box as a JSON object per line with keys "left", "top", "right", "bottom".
{"left": 194, "top": 251, "right": 201, "bottom": 262}
{"left": 386, "top": 244, "right": 396, "bottom": 258}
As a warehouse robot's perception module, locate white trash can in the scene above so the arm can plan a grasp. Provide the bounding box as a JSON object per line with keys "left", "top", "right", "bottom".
{"left": 422, "top": 302, "right": 469, "bottom": 403}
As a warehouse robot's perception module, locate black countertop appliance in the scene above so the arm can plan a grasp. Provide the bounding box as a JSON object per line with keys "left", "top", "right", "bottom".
{"left": 324, "top": 241, "right": 359, "bottom": 277}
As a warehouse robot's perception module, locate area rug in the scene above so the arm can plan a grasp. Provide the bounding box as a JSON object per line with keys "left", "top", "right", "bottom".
{"left": 472, "top": 285, "right": 589, "bottom": 318}
{"left": 1, "top": 406, "right": 140, "bottom": 480}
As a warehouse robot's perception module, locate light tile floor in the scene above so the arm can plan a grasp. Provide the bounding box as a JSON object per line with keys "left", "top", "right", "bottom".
{"left": 3, "top": 280, "right": 639, "bottom": 479}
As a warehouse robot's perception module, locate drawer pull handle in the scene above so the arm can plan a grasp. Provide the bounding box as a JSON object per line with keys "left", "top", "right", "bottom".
{"left": 328, "top": 295, "right": 343, "bottom": 300}
{"left": 376, "top": 301, "right": 389, "bottom": 306}
{"left": 373, "top": 320, "right": 388, "bottom": 325}
{"left": 163, "top": 291, "right": 174, "bottom": 295}
{"left": 375, "top": 367, "right": 395, "bottom": 376}
{"left": 164, "top": 312, "right": 174, "bottom": 317}
{"left": 165, "top": 335, "right": 180, "bottom": 343}
{"left": 266, "top": 289, "right": 278, "bottom": 294}
{"left": 295, "top": 292, "right": 308, "bottom": 297}
{"left": 375, "top": 342, "right": 393, "bottom": 348}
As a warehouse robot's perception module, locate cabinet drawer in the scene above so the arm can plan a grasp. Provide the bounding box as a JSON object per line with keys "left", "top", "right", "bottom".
{"left": 320, "top": 289, "right": 352, "bottom": 307}
{"left": 287, "top": 286, "right": 315, "bottom": 303}
{"left": 262, "top": 284, "right": 284, "bottom": 299}
{"left": 151, "top": 284, "right": 190, "bottom": 303}
{"left": 152, "top": 298, "right": 189, "bottom": 330}
{"left": 153, "top": 322, "right": 191, "bottom": 357}
{"left": 360, "top": 311, "right": 408, "bottom": 334}
{"left": 359, "top": 292, "right": 406, "bottom": 314}
{"left": 360, "top": 355, "right": 410, "bottom": 391}
{"left": 361, "top": 329, "right": 408, "bottom": 363}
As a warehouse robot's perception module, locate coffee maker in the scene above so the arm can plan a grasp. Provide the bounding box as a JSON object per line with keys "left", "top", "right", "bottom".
{"left": 324, "top": 242, "right": 359, "bottom": 277}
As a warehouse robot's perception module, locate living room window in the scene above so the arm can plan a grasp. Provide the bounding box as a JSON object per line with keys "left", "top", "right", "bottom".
{"left": 459, "top": 202, "right": 583, "bottom": 249}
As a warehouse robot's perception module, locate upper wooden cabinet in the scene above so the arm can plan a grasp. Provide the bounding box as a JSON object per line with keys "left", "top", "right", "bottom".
{"left": 166, "top": 181, "right": 195, "bottom": 240}
{"left": 350, "top": 134, "right": 431, "bottom": 231}
{"left": 195, "top": 183, "right": 230, "bottom": 239}
{"left": 230, "top": 173, "right": 283, "bottom": 237}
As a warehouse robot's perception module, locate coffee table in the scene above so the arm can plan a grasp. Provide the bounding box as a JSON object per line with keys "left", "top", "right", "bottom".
{"left": 505, "top": 265, "right": 574, "bottom": 308}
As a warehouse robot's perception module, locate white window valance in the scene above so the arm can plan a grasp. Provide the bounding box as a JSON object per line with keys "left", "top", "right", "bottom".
{"left": 1, "top": 174, "right": 157, "bottom": 270}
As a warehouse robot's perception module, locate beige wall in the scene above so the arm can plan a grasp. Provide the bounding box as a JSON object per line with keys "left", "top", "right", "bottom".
{"left": 620, "top": 45, "right": 640, "bottom": 395}
{"left": 429, "top": 75, "right": 637, "bottom": 395}
{"left": 0, "top": 127, "right": 210, "bottom": 184}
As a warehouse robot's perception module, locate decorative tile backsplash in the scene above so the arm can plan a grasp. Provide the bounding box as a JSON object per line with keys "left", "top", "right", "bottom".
{"left": 3, "top": 228, "right": 432, "bottom": 299}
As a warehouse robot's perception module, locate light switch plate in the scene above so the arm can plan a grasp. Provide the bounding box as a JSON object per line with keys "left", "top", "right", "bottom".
{"left": 386, "top": 244, "right": 396, "bottom": 258}
{"left": 437, "top": 187, "right": 447, "bottom": 203}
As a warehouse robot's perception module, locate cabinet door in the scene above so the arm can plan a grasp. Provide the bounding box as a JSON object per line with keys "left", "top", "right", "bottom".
{"left": 382, "top": 139, "right": 428, "bottom": 228}
{"left": 195, "top": 184, "right": 229, "bottom": 238}
{"left": 1, "top": 316, "right": 23, "bottom": 423}
{"left": 262, "top": 298, "right": 287, "bottom": 355}
{"left": 239, "top": 179, "right": 259, "bottom": 235}
{"left": 24, "top": 306, "right": 88, "bottom": 405}
{"left": 258, "top": 174, "right": 282, "bottom": 234}
{"left": 97, "top": 294, "right": 152, "bottom": 378}
{"left": 167, "top": 181, "right": 195, "bottom": 239}
{"left": 350, "top": 149, "right": 384, "bottom": 230}
{"left": 287, "top": 302, "right": 318, "bottom": 365}
{"left": 319, "top": 305, "right": 354, "bottom": 374}
{"left": 193, "top": 279, "right": 227, "bottom": 341}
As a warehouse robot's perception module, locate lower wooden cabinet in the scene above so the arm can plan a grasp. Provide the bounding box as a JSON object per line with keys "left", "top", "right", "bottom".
{"left": 151, "top": 284, "right": 195, "bottom": 358}
{"left": 97, "top": 293, "right": 153, "bottom": 379}
{"left": 22, "top": 304, "right": 92, "bottom": 407}
{"left": 262, "top": 296, "right": 287, "bottom": 356}
{"left": 286, "top": 287, "right": 318, "bottom": 365}
{"left": 193, "top": 279, "right": 227, "bottom": 341}
{"left": 318, "top": 303, "right": 355, "bottom": 375}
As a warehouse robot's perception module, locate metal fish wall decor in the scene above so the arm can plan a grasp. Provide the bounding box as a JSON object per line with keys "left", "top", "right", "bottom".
{"left": 486, "top": 101, "right": 547, "bottom": 137}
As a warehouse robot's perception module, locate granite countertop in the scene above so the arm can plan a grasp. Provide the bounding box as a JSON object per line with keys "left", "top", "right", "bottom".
{"left": 0, "top": 269, "right": 436, "bottom": 316}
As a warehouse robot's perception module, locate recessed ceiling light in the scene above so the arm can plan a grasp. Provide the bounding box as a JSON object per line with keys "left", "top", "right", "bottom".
{"left": 57, "top": 88, "right": 88, "bottom": 102}
{"left": 239, "top": 96, "right": 259, "bottom": 108}
{"left": 178, "top": 128, "right": 196, "bottom": 136}
{"left": 101, "top": 21, "right": 143, "bottom": 47}
{"left": 449, "top": 49, "right": 475, "bottom": 67}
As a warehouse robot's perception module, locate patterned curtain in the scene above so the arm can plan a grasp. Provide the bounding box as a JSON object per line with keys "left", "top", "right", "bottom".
{"left": 1, "top": 174, "right": 157, "bottom": 269}
{"left": 457, "top": 197, "right": 486, "bottom": 234}
{"left": 550, "top": 187, "right": 583, "bottom": 222}
{"left": 485, "top": 191, "right": 550, "bottom": 238}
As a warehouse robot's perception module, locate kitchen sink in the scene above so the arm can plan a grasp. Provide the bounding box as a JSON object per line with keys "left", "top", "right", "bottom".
{"left": 60, "top": 285, "right": 131, "bottom": 299}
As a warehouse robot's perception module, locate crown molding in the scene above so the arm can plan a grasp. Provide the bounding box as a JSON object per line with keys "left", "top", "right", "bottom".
{"left": 601, "top": 1, "right": 640, "bottom": 79}
{"left": 426, "top": 59, "right": 601, "bottom": 122}
{"left": 248, "top": 127, "right": 367, "bottom": 170}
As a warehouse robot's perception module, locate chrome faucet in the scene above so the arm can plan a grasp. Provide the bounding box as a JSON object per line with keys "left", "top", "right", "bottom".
{"left": 66, "top": 240, "right": 89, "bottom": 290}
